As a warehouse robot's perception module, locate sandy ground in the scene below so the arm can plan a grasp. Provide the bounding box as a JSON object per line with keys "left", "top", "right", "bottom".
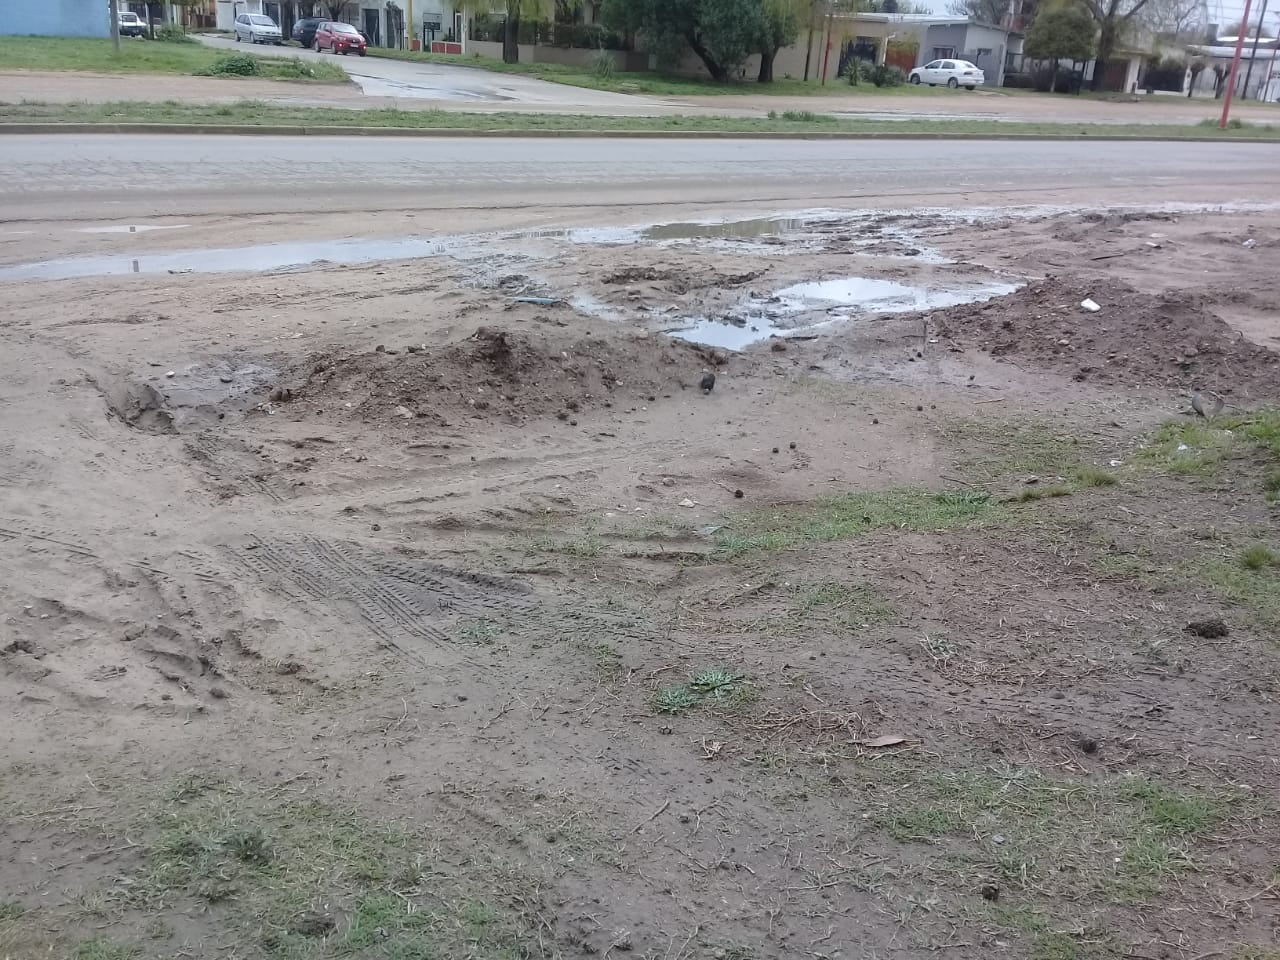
{"left": 2, "top": 196, "right": 1280, "bottom": 960}
{"left": 6, "top": 67, "right": 1280, "bottom": 125}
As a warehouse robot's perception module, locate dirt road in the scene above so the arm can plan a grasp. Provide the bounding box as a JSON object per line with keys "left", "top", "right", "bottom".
{"left": 2, "top": 143, "right": 1279, "bottom": 960}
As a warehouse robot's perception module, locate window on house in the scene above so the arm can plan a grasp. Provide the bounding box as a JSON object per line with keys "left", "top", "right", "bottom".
{"left": 977, "top": 47, "right": 992, "bottom": 56}
{"left": 933, "top": 46, "right": 955, "bottom": 59}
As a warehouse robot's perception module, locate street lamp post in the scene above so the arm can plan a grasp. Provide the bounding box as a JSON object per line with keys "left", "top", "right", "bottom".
{"left": 1243, "top": 0, "right": 1270, "bottom": 98}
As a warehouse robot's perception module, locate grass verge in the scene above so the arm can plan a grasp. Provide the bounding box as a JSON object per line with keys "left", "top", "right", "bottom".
{"left": 4, "top": 37, "right": 346, "bottom": 81}
{"left": 2, "top": 99, "right": 1278, "bottom": 139}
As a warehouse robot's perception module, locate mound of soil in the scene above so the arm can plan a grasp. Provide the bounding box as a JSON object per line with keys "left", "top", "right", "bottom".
{"left": 287, "top": 326, "right": 725, "bottom": 426}
{"left": 932, "top": 276, "right": 1280, "bottom": 395}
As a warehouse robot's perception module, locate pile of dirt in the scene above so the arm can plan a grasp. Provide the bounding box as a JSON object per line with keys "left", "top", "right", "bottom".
{"left": 285, "top": 326, "right": 726, "bottom": 426}
{"left": 931, "top": 276, "right": 1280, "bottom": 395}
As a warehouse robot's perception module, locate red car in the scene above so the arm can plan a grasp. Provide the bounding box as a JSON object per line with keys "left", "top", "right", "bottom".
{"left": 314, "top": 21, "right": 367, "bottom": 56}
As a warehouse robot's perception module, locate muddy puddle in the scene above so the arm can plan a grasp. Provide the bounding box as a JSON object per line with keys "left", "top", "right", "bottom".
{"left": 662, "top": 276, "right": 1021, "bottom": 350}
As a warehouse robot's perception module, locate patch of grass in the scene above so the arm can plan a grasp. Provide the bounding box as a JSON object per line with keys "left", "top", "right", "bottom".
{"left": 1010, "top": 483, "right": 1074, "bottom": 502}
{"left": 878, "top": 766, "right": 1244, "bottom": 904}
{"left": 71, "top": 940, "right": 138, "bottom": 960}
{"left": 1241, "top": 544, "right": 1278, "bottom": 570}
{"left": 516, "top": 533, "right": 604, "bottom": 558}
{"left": 653, "top": 667, "right": 755, "bottom": 715}
{"left": 654, "top": 685, "right": 698, "bottom": 714}
{"left": 1139, "top": 411, "right": 1280, "bottom": 486}
{"left": 457, "top": 618, "right": 500, "bottom": 643}
{"left": 1200, "top": 551, "right": 1280, "bottom": 627}
{"left": 1073, "top": 465, "right": 1118, "bottom": 488}
{"left": 5, "top": 99, "right": 1280, "bottom": 139}
{"left": 767, "top": 109, "right": 837, "bottom": 122}
{"left": 943, "top": 417, "right": 1093, "bottom": 480}
{"left": 4, "top": 774, "right": 554, "bottom": 960}
{"left": 788, "top": 580, "right": 895, "bottom": 627}
{"left": 2, "top": 37, "right": 345, "bottom": 81}
{"left": 0, "top": 901, "right": 24, "bottom": 922}
{"left": 716, "top": 489, "right": 997, "bottom": 557}
{"left": 579, "top": 640, "right": 624, "bottom": 679}
{"left": 989, "top": 906, "right": 1095, "bottom": 960}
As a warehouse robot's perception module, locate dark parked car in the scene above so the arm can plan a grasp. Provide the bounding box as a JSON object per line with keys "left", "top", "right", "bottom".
{"left": 291, "top": 16, "right": 326, "bottom": 48}
{"left": 313, "top": 20, "right": 367, "bottom": 55}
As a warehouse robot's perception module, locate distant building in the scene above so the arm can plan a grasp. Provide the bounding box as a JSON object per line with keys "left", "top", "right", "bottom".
{"left": 2, "top": 0, "right": 109, "bottom": 38}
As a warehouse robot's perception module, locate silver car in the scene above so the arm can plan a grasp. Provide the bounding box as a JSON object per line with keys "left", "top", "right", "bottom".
{"left": 234, "top": 13, "right": 284, "bottom": 45}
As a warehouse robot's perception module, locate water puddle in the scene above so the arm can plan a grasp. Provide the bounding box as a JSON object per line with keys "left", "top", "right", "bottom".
{"left": 639, "top": 216, "right": 812, "bottom": 241}
{"left": 665, "top": 276, "right": 1020, "bottom": 350}
{"left": 0, "top": 235, "right": 465, "bottom": 281}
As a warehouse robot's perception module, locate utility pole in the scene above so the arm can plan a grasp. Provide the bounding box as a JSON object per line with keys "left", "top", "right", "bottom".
{"left": 1219, "top": 0, "right": 1253, "bottom": 126}
{"left": 109, "top": 0, "right": 121, "bottom": 52}
{"left": 1243, "top": 0, "right": 1269, "bottom": 98}
{"left": 406, "top": 0, "right": 415, "bottom": 49}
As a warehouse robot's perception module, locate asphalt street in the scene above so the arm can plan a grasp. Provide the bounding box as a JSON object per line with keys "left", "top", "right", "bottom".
{"left": 0, "top": 134, "right": 1277, "bottom": 224}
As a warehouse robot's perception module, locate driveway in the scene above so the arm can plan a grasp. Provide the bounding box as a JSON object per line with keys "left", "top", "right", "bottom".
{"left": 196, "top": 35, "right": 687, "bottom": 114}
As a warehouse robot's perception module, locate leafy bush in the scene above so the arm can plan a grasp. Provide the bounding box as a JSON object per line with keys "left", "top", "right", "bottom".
{"left": 153, "top": 25, "right": 194, "bottom": 43}
{"left": 842, "top": 58, "right": 873, "bottom": 84}
{"left": 1032, "top": 64, "right": 1078, "bottom": 93}
{"left": 199, "top": 53, "right": 259, "bottom": 76}
{"left": 870, "top": 63, "right": 906, "bottom": 87}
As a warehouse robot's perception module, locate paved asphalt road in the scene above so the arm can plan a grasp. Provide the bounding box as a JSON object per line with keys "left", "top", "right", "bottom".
{"left": 1, "top": 135, "right": 1277, "bottom": 224}
{"left": 197, "top": 35, "right": 676, "bottom": 112}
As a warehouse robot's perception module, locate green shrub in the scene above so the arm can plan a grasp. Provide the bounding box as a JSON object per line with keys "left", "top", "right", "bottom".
{"left": 199, "top": 53, "right": 259, "bottom": 76}
{"left": 870, "top": 63, "right": 906, "bottom": 87}
{"left": 153, "top": 25, "right": 194, "bottom": 43}
{"left": 591, "top": 47, "right": 615, "bottom": 81}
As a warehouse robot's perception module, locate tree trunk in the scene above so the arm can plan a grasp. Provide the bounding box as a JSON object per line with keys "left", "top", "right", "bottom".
{"left": 503, "top": 7, "right": 520, "bottom": 63}
{"left": 758, "top": 48, "right": 776, "bottom": 82}
{"left": 1091, "top": 21, "right": 1116, "bottom": 90}
{"left": 686, "top": 33, "right": 727, "bottom": 81}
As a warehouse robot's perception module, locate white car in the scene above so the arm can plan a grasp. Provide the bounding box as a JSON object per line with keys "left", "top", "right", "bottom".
{"left": 909, "top": 59, "right": 985, "bottom": 89}
{"left": 233, "top": 13, "right": 284, "bottom": 45}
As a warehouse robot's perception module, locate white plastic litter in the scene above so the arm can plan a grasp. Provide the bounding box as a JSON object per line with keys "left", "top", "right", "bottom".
{"left": 1081, "top": 299, "right": 1101, "bottom": 313}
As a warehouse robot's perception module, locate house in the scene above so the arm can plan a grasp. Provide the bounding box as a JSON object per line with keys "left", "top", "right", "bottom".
{"left": 2, "top": 0, "right": 109, "bottom": 38}
{"left": 1187, "top": 40, "right": 1280, "bottom": 100}
{"left": 669, "top": 13, "right": 1018, "bottom": 86}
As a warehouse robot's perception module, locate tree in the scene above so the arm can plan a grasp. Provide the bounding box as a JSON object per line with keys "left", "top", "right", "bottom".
{"left": 602, "top": 0, "right": 761, "bottom": 80}
{"left": 457, "top": 0, "right": 557, "bottom": 63}
{"left": 1024, "top": 1, "right": 1096, "bottom": 62}
{"left": 1077, "top": 0, "right": 1153, "bottom": 90}
{"left": 756, "top": 0, "right": 804, "bottom": 82}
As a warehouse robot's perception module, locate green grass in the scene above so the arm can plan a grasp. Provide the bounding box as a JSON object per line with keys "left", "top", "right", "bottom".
{"left": 787, "top": 580, "right": 896, "bottom": 627}
{"left": 3, "top": 37, "right": 346, "bottom": 81}
{"left": 3, "top": 773, "right": 549, "bottom": 960}
{"left": 1139, "top": 411, "right": 1280, "bottom": 481}
{"left": 0, "top": 901, "right": 23, "bottom": 922}
{"left": 1242, "top": 544, "right": 1278, "bottom": 570}
{"left": 880, "top": 766, "right": 1247, "bottom": 906}
{"left": 1201, "top": 550, "right": 1280, "bottom": 627}
{"left": 714, "top": 489, "right": 997, "bottom": 557}
{"left": 652, "top": 667, "right": 754, "bottom": 714}
{"left": 3, "top": 98, "right": 1279, "bottom": 139}
{"left": 71, "top": 940, "right": 138, "bottom": 960}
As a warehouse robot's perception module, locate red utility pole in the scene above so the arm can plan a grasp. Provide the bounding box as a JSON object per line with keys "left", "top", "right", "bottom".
{"left": 1220, "top": 0, "right": 1254, "bottom": 127}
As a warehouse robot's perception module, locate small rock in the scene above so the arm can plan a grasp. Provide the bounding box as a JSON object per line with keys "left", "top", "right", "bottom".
{"left": 871, "top": 418, "right": 879, "bottom": 425}
{"left": 980, "top": 883, "right": 1000, "bottom": 902}
{"left": 569, "top": 419, "right": 578, "bottom": 426}
{"left": 916, "top": 405, "right": 924, "bottom": 412}
{"left": 733, "top": 489, "right": 744, "bottom": 499}
{"left": 789, "top": 441, "right": 797, "bottom": 450}
{"left": 771, "top": 340, "right": 787, "bottom": 352}
{"left": 1185, "top": 617, "right": 1228, "bottom": 639}
{"left": 1077, "top": 737, "right": 1098, "bottom": 754}
{"left": 371, "top": 523, "right": 381, "bottom": 532}
{"left": 772, "top": 446, "right": 780, "bottom": 454}
{"left": 219, "top": 375, "right": 234, "bottom": 384}
{"left": 1080, "top": 299, "right": 1101, "bottom": 313}
{"left": 165, "top": 370, "right": 175, "bottom": 378}
{"left": 209, "top": 686, "right": 229, "bottom": 700}
{"left": 659, "top": 725, "right": 673, "bottom": 735}
{"left": 678, "top": 498, "right": 696, "bottom": 508}
{"left": 2, "top": 639, "right": 36, "bottom": 655}
{"left": 661, "top": 477, "right": 676, "bottom": 487}
{"left": 393, "top": 406, "right": 414, "bottom": 419}
{"left": 406, "top": 345, "right": 421, "bottom": 353}
{"left": 375, "top": 344, "right": 387, "bottom": 353}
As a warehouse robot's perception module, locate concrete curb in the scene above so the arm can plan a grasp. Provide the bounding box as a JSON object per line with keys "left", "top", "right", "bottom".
{"left": 0, "top": 122, "right": 1274, "bottom": 142}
